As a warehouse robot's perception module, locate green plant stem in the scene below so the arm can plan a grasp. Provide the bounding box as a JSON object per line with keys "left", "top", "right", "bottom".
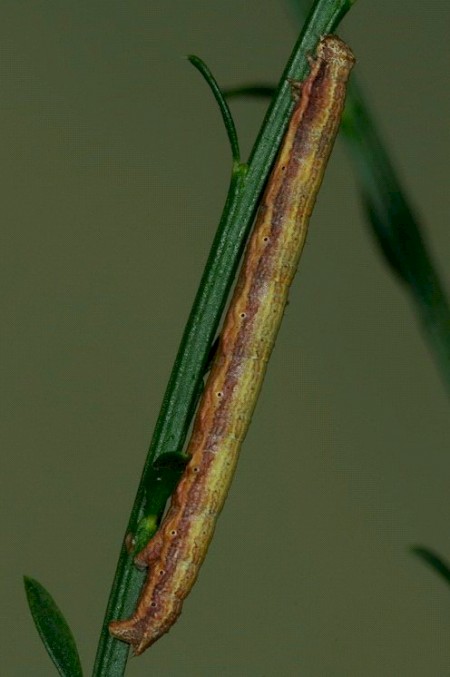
{"left": 92, "top": 2, "right": 357, "bottom": 675}
{"left": 92, "top": 165, "right": 246, "bottom": 677}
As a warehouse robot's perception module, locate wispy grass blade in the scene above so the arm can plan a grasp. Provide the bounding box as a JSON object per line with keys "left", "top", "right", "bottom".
{"left": 341, "top": 80, "right": 450, "bottom": 392}
{"left": 188, "top": 55, "right": 241, "bottom": 165}
{"left": 24, "top": 577, "right": 83, "bottom": 677}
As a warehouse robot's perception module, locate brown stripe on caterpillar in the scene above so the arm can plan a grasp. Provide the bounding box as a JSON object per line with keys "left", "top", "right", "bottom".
{"left": 109, "top": 34, "right": 355, "bottom": 655}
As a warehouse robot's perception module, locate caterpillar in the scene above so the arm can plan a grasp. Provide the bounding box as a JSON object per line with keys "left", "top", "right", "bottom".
{"left": 109, "top": 34, "right": 355, "bottom": 655}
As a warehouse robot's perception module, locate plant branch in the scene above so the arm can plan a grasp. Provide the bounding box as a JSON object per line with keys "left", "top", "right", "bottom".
{"left": 92, "top": 2, "right": 357, "bottom": 675}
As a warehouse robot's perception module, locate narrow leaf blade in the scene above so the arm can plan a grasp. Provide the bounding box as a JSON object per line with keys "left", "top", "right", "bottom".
{"left": 411, "top": 547, "right": 450, "bottom": 587}
{"left": 341, "top": 81, "right": 450, "bottom": 392}
{"left": 24, "top": 576, "right": 83, "bottom": 677}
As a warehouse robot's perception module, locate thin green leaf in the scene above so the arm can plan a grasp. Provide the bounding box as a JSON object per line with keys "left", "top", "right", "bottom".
{"left": 24, "top": 576, "right": 83, "bottom": 677}
{"left": 188, "top": 54, "right": 241, "bottom": 165}
{"left": 341, "top": 82, "right": 450, "bottom": 393}
{"left": 411, "top": 546, "right": 450, "bottom": 587}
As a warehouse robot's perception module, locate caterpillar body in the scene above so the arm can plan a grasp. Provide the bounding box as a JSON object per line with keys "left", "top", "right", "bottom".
{"left": 109, "top": 34, "right": 355, "bottom": 655}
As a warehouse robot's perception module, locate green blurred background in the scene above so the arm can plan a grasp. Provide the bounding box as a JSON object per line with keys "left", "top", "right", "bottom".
{"left": 1, "top": 2, "right": 449, "bottom": 675}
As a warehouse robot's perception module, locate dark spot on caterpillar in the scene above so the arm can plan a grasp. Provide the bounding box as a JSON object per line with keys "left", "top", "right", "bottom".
{"left": 216, "top": 391, "right": 223, "bottom": 398}
{"left": 170, "top": 530, "right": 177, "bottom": 536}
{"left": 240, "top": 313, "right": 246, "bottom": 318}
